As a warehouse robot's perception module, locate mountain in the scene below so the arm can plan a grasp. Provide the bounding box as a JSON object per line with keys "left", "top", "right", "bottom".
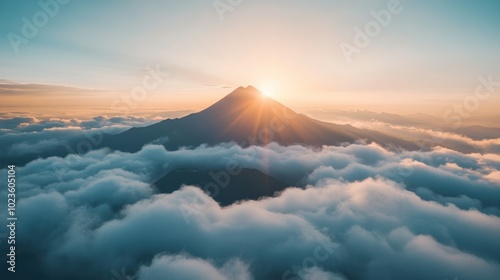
{"left": 0, "top": 86, "right": 422, "bottom": 167}
{"left": 100, "top": 86, "right": 419, "bottom": 152}
{"left": 155, "top": 168, "right": 289, "bottom": 206}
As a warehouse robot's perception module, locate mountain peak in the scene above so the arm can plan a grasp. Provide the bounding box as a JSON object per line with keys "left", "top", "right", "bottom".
{"left": 245, "top": 85, "right": 260, "bottom": 92}
{"left": 201, "top": 85, "right": 283, "bottom": 115}
{"left": 98, "top": 85, "right": 420, "bottom": 154}
{"left": 227, "top": 85, "right": 263, "bottom": 100}
{"left": 193, "top": 84, "right": 295, "bottom": 128}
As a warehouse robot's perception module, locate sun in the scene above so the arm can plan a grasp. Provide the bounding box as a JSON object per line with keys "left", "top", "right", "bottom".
{"left": 259, "top": 84, "right": 276, "bottom": 98}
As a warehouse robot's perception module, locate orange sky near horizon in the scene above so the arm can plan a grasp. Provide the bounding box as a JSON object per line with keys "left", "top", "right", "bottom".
{"left": 1, "top": 1, "right": 499, "bottom": 119}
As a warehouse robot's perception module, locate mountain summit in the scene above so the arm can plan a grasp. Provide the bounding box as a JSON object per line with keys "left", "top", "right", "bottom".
{"left": 1, "top": 86, "right": 420, "bottom": 166}
{"left": 100, "top": 86, "right": 418, "bottom": 152}
{"left": 224, "top": 85, "right": 263, "bottom": 99}
{"left": 194, "top": 85, "right": 294, "bottom": 122}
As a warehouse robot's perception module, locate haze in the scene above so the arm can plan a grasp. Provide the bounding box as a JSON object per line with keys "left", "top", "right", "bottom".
{"left": 1, "top": 0, "right": 500, "bottom": 117}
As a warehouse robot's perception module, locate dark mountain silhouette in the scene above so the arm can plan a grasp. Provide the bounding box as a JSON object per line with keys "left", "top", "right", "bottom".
{"left": 100, "top": 86, "right": 419, "bottom": 152}
{"left": 155, "top": 168, "right": 289, "bottom": 206}
{"left": 2, "top": 86, "right": 420, "bottom": 167}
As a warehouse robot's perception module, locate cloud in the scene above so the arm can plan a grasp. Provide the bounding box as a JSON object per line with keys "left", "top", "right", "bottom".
{"left": 0, "top": 116, "right": 39, "bottom": 129}
{"left": 0, "top": 115, "right": 157, "bottom": 135}
{"left": 299, "top": 267, "right": 346, "bottom": 280}
{"left": 0, "top": 82, "right": 93, "bottom": 96}
{"left": 485, "top": 171, "right": 500, "bottom": 183}
{"left": 354, "top": 121, "right": 500, "bottom": 154}
{"left": 6, "top": 178, "right": 500, "bottom": 279}
{"left": 0, "top": 81, "right": 113, "bottom": 110}
{"left": 1, "top": 139, "right": 499, "bottom": 280}
{"left": 0, "top": 115, "right": 160, "bottom": 161}
{"left": 137, "top": 255, "right": 251, "bottom": 280}
{"left": 1, "top": 113, "right": 500, "bottom": 279}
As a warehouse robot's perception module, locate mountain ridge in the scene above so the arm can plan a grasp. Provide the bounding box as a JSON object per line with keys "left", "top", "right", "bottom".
{"left": 99, "top": 85, "right": 420, "bottom": 152}
{"left": 154, "top": 168, "right": 289, "bottom": 206}
{"left": 0, "top": 86, "right": 423, "bottom": 167}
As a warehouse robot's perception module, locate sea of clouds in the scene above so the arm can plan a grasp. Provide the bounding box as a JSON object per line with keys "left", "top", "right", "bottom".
{"left": 0, "top": 116, "right": 499, "bottom": 280}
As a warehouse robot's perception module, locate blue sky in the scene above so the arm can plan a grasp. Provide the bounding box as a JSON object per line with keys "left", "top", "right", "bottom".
{"left": 1, "top": 0, "right": 499, "bottom": 112}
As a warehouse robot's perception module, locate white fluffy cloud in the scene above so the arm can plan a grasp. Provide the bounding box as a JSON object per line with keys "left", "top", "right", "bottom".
{"left": 1, "top": 139, "right": 499, "bottom": 280}
{"left": 1, "top": 112, "right": 499, "bottom": 280}
{"left": 137, "top": 255, "right": 252, "bottom": 280}
{"left": 0, "top": 115, "right": 160, "bottom": 160}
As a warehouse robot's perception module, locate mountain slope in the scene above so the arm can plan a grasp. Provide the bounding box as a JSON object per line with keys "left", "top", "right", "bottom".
{"left": 100, "top": 86, "right": 419, "bottom": 152}
{"left": 155, "top": 168, "right": 289, "bottom": 206}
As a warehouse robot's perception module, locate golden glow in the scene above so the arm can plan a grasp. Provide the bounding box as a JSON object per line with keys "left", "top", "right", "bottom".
{"left": 259, "top": 82, "right": 278, "bottom": 98}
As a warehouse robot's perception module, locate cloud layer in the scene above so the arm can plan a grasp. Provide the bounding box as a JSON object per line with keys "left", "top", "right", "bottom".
{"left": 1, "top": 135, "right": 499, "bottom": 279}
{"left": 0, "top": 115, "right": 160, "bottom": 161}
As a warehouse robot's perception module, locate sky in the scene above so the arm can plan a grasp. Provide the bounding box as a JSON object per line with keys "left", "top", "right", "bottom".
{"left": 1, "top": 2, "right": 500, "bottom": 279}
{"left": 1, "top": 0, "right": 499, "bottom": 115}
